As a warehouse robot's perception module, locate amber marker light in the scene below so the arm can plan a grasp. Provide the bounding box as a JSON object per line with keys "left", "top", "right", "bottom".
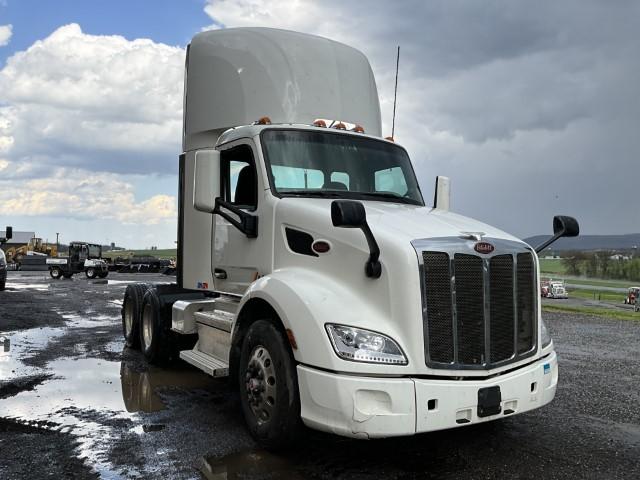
{"left": 334, "top": 122, "right": 347, "bottom": 130}
{"left": 313, "top": 119, "right": 327, "bottom": 127}
{"left": 352, "top": 125, "right": 365, "bottom": 133}
{"left": 254, "top": 116, "right": 272, "bottom": 125}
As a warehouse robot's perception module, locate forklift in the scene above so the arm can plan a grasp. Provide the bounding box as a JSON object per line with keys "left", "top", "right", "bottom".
{"left": 46, "top": 242, "right": 109, "bottom": 279}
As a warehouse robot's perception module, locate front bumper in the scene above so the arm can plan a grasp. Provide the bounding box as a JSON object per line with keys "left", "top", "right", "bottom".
{"left": 297, "top": 351, "right": 558, "bottom": 438}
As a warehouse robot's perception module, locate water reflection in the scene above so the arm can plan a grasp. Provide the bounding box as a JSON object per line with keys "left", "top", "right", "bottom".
{"left": 119, "top": 360, "right": 213, "bottom": 413}
{"left": 201, "top": 450, "right": 304, "bottom": 480}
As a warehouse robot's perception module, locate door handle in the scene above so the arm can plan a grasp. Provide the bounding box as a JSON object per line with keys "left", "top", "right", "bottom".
{"left": 214, "top": 268, "right": 227, "bottom": 279}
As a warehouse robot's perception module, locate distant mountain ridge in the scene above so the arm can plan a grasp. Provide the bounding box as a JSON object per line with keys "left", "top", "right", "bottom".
{"left": 523, "top": 234, "right": 640, "bottom": 251}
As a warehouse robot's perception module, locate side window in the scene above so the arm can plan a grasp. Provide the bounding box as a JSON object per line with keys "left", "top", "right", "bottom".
{"left": 375, "top": 167, "right": 408, "bottom": 196}
{"left": 221, "top": 145, "right": 257, "bottom": 209}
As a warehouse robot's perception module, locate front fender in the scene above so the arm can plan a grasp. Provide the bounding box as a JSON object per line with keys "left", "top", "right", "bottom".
{"left": 240, "top": 268, "right": 412, "bottom": 375}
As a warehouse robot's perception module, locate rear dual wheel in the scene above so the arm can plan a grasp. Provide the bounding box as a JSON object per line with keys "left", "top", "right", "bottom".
{"left": 122, "top": 284, "right": 149, "bottom": 349}
{"left": 139, "top": 288, "right": 173, "bottom": 364}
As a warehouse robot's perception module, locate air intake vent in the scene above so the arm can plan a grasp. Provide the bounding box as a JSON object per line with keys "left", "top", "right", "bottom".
{"left": 417, "top": 239, "right": 537, "bottom": 370}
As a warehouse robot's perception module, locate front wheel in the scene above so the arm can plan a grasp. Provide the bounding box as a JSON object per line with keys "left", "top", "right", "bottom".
{"left": 86, "top": 267, "right": 96, "bottom": 279}
{"left": 238, "top": 320, "right": 301, "bottom": 450}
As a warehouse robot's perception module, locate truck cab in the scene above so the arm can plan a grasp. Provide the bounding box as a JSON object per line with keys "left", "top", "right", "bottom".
{"left": 121, "top": 27, "right": 578, "bottom": 449}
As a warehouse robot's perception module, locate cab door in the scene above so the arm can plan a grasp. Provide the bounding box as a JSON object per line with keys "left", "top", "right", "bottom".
{"left": 213, "top": 141, "right": 267, "bottom": 295}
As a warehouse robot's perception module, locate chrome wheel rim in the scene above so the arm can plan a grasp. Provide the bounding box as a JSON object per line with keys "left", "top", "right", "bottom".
{"left": 245, "top": 345, "right": 276, "bottom": 424}
{"left": 142, "top": 304, "right": 153, "bottom": 348}
{"left": 124, "top": 301, "right": 134, "bottom": 336}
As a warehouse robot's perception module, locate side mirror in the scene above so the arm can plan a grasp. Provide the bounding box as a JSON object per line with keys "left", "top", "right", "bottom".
{"left": 331, "top": 200, "right": 381, "bottom": 279}
{"left": 433, "top": 176, "right": 450, "bottom": 211}
{"left": 193, "top": 150, "right": 221, "bottom": 212}
{"left": 4, "top": 226, "right": 12, "bottom": 241}
{"left": 331, "top": 200, "right": 366, "bottom": 228}
{"left": 553, "top": 215, "right": 579, "bottom": 237}
{"left": 535, "top": 215, "right": 580, "bottom": 253}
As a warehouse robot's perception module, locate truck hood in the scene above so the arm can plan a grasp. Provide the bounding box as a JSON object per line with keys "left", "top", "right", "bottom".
{"left": 277, "top": 197, "right": 525, "bottom": 246}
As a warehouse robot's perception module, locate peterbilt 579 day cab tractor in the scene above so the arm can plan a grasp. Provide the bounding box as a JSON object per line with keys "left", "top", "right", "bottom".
{"left": 0, "top": 226, "right": 11, "bottom": 291}
{"left": 121, "top": 28, "right": 579, "bottom": 449}
{"left": 47, "top": 242, "right": 109, "bottom": 279}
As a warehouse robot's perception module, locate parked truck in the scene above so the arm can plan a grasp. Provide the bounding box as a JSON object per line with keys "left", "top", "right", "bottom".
{"left": 47, "top": 242, "right": 109, "bottom": 279}
{"left": 0, "top": 226, "right": 11, "bottom": 291}
{"left": 121, "top": 28, "right": 579, "bottom": 448}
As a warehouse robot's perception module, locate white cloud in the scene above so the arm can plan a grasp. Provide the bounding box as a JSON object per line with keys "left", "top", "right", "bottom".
{"left": 0, "top": 23, "right": 184, "bottom": 174}
{"left": 0, "top": 24, "right": 11, "bottom": 47}
{"left": 204, "top": 0, "right": 640, "bottom": 237}
{"left": 0, "top": 168, "right": 176, "bottom": 225}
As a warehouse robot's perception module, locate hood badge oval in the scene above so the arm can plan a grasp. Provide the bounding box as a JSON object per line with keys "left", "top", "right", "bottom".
{"left": 474, "top": 242, "right": 495, "bottom": 254}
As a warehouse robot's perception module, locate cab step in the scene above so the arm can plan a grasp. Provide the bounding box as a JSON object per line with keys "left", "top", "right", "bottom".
{"left": 180, "top": 349, "right": 229, "bottom": 377}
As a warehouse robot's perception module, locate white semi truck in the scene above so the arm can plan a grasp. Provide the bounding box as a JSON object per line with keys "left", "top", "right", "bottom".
{"left": 121, "top": 28, "right": 579, "bottom": 449}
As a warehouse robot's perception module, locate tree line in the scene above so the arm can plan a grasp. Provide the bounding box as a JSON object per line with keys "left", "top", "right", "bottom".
{"left": 562, "top": 251, "right": 640, "bottom": 281}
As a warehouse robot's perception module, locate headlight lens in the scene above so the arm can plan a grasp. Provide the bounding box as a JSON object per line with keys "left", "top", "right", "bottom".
{"left": 325, "top": 324, "right": 408, "bottom": 365}
{"left": 541, "top": 319, "right": 552, "bottom": 348}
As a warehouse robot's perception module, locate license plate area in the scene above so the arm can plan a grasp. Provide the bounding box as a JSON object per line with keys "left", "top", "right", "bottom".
{"left": 477, "top": 386, "right": 502, "bottom": 417}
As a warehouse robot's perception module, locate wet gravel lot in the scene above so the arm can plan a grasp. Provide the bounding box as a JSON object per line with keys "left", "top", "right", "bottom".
{"left": 1, "top": 271, "right": 639, "bottom": 479}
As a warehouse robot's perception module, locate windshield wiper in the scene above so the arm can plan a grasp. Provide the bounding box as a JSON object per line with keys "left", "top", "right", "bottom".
{"left": 357, "top": 192, "right": 422, "bottom": 205}
{"left": 280, "top": 190, "right": 345, "bottom": 198}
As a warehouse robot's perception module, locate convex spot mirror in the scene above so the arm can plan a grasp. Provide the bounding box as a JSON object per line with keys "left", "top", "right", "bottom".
{"left": 553, "top": 215, "right": 579, "bottom": 238}
{"left": 193, "top": 150, "right": 221, "bottom": 212}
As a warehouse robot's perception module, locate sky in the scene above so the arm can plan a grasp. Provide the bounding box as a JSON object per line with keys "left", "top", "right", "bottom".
{"left": 0, "top": 0, "right": 638, "bottom": 248}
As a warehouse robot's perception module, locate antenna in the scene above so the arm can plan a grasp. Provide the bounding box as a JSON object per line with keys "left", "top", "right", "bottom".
{"left": 391, "top": 45, "right": 400, "bottom": 139}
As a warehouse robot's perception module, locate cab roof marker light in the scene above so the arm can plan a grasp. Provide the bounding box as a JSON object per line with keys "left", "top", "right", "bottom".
{"left": 253, "top": 116, "right": 272, "bottom": 125}
{"left": 333, "top": 122, "right": 347, "bottom": 130}
{"left": 352, "top": 124, "right": 365, "bottom": 133}
{"left": 313, "top": 119, "right": 327, "bottom": 127}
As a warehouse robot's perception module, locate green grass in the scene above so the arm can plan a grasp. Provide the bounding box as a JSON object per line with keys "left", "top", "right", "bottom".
{"left": 102, "top": 248, "right": 177, "bottom": 260}
{"left": 539, "top": 258, "right": 566, "bottom": 274}
{"left": 559, "top": 277, "right": 630, "bottom": 289}
{"left": 543, "top": 304, "right": 639, "bottom": 321}
{"left": 568, "top": 289, "right": 624, "bottom": 302}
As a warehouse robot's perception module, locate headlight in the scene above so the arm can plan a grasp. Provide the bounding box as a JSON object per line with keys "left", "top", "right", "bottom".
{"left": 541, "top": 319, "right": 552, "bottom": 348}
{"left": 325, "top": 324, "right": 408, "bottom": 365}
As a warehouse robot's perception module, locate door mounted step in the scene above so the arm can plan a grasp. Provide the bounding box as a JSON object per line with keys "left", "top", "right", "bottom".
{"left": 180, "top": 349, "right": 229, "bottom": 377}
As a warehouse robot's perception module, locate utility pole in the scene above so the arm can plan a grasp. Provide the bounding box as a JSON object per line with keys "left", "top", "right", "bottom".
{"left": 56, "top": 233, "right": 60, "bottom": 256}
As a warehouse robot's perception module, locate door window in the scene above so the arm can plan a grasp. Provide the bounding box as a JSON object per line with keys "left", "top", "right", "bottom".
{"left": 221, "top": 145, "right": 257, "bottom": 209}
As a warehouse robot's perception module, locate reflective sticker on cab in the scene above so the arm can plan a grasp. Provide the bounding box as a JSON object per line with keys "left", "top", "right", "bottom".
{"left": 197, "top": 282, "right": 209, "bottom": 289}
{"left": 543, "top": 363, "right": 550, "bottom": 374}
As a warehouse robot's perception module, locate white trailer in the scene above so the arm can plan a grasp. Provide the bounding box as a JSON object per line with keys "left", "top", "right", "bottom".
{"left": 121, "top": 28, "right": 579, "bottom": 449}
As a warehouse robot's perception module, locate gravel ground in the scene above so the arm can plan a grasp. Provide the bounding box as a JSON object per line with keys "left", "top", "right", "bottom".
{"left": 0, "top": 270, "right": 638, "bottom": 479}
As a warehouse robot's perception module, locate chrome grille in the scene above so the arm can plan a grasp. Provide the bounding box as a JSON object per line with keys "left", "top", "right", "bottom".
{"left": 416, "top": 238, "right": 537, "bottom": 370}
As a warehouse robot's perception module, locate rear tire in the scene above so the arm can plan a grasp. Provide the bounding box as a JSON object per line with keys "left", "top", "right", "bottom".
{"left": 122, "top": 283, "right": 148, "bottom": 349}
{"left": 49, "top": 267, "right": 62, "bottom": 279}
{"left": 139, "top": 288, "right": 173, "bottom": 364}
{"left": 238, "top": 320, "right": 301, "bottom": 450}
{"left": 98, "top": 271, "right": 109, "bottom": 278}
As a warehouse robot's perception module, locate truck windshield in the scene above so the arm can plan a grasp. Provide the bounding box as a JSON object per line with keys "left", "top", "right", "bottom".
{"left": 261, "top": 129, "right": 424, "bottom": 206}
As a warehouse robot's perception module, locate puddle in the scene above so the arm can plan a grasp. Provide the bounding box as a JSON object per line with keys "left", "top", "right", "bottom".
{"left": 1, "top": 355, "right": 213, "bottom": 478}
{"left": 107, "top": 280, "right": 136, "bottom": 286}
{"left": 4, "top": 282, "right": 50, "bottom": 292}
{"left": 201, "top": 450, "right": 304, "bottom": 480}
{"left": 121, "top": 362, "right": 212, "bottom": 413}
{"left": 0, "top": 326, "right": 67, "bottom": 379}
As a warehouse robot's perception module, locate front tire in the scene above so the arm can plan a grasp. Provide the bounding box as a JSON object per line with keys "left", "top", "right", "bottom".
{"left": 86, "top": 267, "right": 96, "bottom": 279}
{"left": 238, "top": 320, "right": 301, "bottom": 450}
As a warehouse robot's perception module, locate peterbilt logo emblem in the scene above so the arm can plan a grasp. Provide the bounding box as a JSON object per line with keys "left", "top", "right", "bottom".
{"left": 474, "top": 242, "right": 495, "bottom": 254}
